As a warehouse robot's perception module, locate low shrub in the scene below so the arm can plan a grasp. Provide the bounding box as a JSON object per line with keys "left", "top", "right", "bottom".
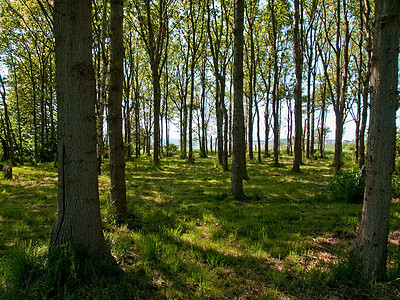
{"left": 328, "top": 170, "right": 365, "bottom": 203}
{"left": 164, "top": 143, "right": 179, "bottom": 157}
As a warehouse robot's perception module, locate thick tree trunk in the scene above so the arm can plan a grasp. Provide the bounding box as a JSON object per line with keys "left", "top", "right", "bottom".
{"left": 353, "top": 0, "right": 400, "bottom": 280}
{"left": 108, "top": 0, "right": 127, "bottom": 219}
{"left": 51, "top": 0, "right": 110, "bottom": 257}
{"left": 231, "top": 0, "right": 246, "bottom": 198}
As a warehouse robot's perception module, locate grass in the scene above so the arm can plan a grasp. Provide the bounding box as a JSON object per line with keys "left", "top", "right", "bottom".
{"left": 1, "top": 150, "right": 400, "bottom": 299}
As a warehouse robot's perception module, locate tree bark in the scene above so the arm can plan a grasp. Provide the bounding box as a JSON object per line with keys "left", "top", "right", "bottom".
{"left": 50, "top": 0, "right": 110, "bottom": 257}
{"left": 353, "top": 0, "right": 400, "bottom": 281}
{"left": 231, "top": 0, "right": 246, "bottom": 198}
{"left": 292, "top": 0, "right": 302, "bottom": 172}
{"left": 108, "top": 0, "right": 127, "bottom": 219}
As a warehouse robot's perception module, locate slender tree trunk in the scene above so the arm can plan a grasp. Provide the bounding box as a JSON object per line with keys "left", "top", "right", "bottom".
{"left": 28, "top": 55, "right": 38, "bottom": 161}
{"left": 319, "top": 80, "right": 326, "bottom": 158}
{"left": 221, "top": 76, "right": 228, "bottom": 170}
{"left": 359, "top": 0, "right": 372, "bottom": 168}
{"left": 0, "top": 76, "right": 15, "bottom": 165}
{"left": 256, "top": 99, "right": 261, "bottom": 163}
{"left": 293, "top": 0, "right": 302, "bottom": 172}
{"left": 353, "top": 0, "right": 400, "bottom": 281}
{"left": 333, "top": 0, "right": 350, "bottom": 173}
{"left": 333, "top": 111, "right": 344, "bottom": 173}
{"left": 270, "top": 0, "right": 280, "bottom": 166}
{"left": 182, "top": 98, "right": 188, "bottom": 159}
{"left": 286, "top": 99, "right": 293, "bottom": 155}
{"left": 310, "top": 69, "right": 316, "bottom": 156}
{"left": 152, "top": 71, "right": 161, "bottom": 166}
{"left": 11, "top": 55, "right": 23, "bottom": 163}
{"left": 97, "top": 0, "right": 108, "bottom": 174}
{"left": 231, "top": 0, "right": 246, "bottom": 198}
{"left": 108, "top": 0, "right": 127, "bottom": 219}
{"left": 50, "top": 0, "right": 110, "bottom": 257}
{"left": 188, "top": 61, "right": 195, "bottom": 161}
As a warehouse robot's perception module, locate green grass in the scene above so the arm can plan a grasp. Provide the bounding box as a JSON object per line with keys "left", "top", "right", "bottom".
{"left": 1, "top": 151, "right": 400, "bottom": 299}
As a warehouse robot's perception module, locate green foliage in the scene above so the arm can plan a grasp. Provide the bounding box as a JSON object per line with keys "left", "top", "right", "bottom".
{"left": 328, "top": 170, "right": 365, "bottom": 203}
{"left": 164, "top": 143, "right": 179, "bottom": 157}
{"left": 391, "top": 174, "right": 400, "bottom": 199}
{"left": 0, "top": 242, "right": 140, "bottom": 299}
{"left": 343, "top": 143, "right": 355, "bottom": 152}
{"left": 330, "top": 258, "right": 363, "bottom": 288}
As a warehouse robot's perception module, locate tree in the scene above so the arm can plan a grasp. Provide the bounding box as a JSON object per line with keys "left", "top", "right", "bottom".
{"left": 133, "top": 0, "right": 171, "bottom": 167}
{"left": 231, "top": 0, "right": 246, "bottom": 198}
{"left": 0, "top": 74, "right": 15, "bottom": 165}
{"left": 359, "top": 0, "right": 372, "bottom": 168}
{"left": 188, "top": 0, "right": 205, "bottom": 162}
{"left": 292, "top": 0, "right": 302, "bottom": 172}
{"left": 319, "top": 0, "right": 351, "bottom": 173}
{"left": 50, "top": 0, "right": 110, "bottom": 257}
{"left": 245, "top": 0, "right": 258, "bottom": 161}
{"left": 206, "top": 0, "right": 232, "bottom": 170}
{"left": 108, "top": 0, "right": 127, "bottom": 219}
{"left": 353, "top": 0, "right": 400, "bottom": 281}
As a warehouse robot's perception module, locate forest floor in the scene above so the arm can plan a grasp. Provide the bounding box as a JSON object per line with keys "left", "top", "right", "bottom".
{"left": 1, "top": 150, "right": 400, "bottom": 299}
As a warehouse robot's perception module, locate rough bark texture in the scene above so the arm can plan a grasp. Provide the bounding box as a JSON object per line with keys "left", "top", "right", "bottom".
{"left": 230, "top": 0, "right": 246, "bottom": 198}
{"left": 353, "top": 0, "right": 400, "bottom": 281}
{"left": 108, "top": 0, "right": 127, "bottom": 219}
{"left": 50, "top": 0, "right": 110, "bottom": 257}
{"left": 292, "top": 0, "right": 302, "bottom": 172}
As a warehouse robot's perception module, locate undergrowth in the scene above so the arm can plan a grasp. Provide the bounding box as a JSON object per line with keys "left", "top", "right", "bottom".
{"left": 1, "top": 151, "right": 400, "bottom": 299}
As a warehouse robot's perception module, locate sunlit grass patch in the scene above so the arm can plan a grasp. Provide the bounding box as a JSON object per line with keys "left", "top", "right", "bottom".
{"left": 2, "top": 153, "right": 400, "bottom": 298}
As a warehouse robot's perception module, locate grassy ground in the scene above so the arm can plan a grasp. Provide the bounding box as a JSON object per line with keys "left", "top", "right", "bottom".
{"left": 1, "top": 150, "right": 400, "bottom": 299}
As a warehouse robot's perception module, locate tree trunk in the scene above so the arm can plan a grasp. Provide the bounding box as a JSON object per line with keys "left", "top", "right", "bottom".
{"left": 152, "top": 71, "right": 161, "bottom": 166}
{"left": 11, "top": 55, "right": 23, "bottom": 164}
{"left": 255, "top": 98, "right": 261, "bottom": 163}
{"left": 319, "top": 80, "right": 326, "bottom": 158}
{"left": 293, "top": 0, "right": 302, "bottom": 172}
{"left": 359, "top": 0, "right": 372, "bottom": 168}
{"left": 310, "top": 68, "right": 316, "bottom": 157}
{"left": 0, "top": 76, "right": 15, "bottom": 165}
{"left": 333, "top": 0, "right": 350, "bottom": 173}
{"left": 50, "top": 0, "right": 110, "bottom": 257}
{"left": 270, "top": 0, "right": 280, "bottom": 166}
{"left": 97, "top": 0, "right": 108, "bottom": 174}
{"left": 108, "top": 0, "right": 127, "bottom": 219}
{"left": 353, "top": 0, "right": 400, "bottom": 281}
{"left": 231, "top": 0, "right": 246, "bottom": 198}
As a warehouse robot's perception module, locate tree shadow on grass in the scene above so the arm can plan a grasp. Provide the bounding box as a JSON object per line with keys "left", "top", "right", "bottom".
{"left": 123, "top": 221, "right": 386, "bottom": 299}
